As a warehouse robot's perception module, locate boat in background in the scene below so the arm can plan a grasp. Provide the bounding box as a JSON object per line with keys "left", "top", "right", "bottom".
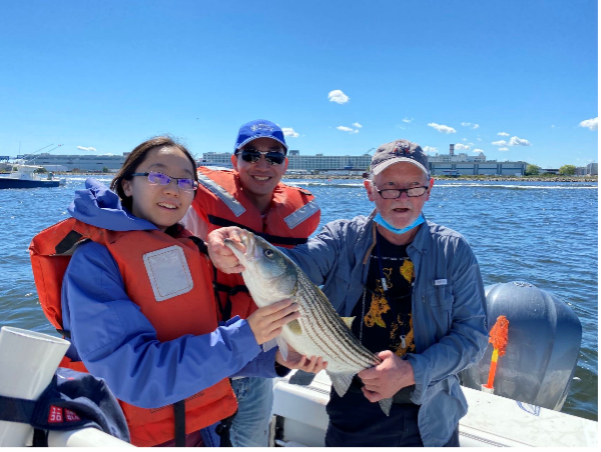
{"left": 0, "top": 165, "right": 66, "bottom": 189}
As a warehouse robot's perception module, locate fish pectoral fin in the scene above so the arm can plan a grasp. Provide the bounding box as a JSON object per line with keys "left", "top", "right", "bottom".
{"left": 327, "top": 371, "right": 357, "bottom": 398}
{"left": 264, "top": 336, "right": 291, "bottom": 362}
{"left": 275, "top": 336, "right": 290, "bottom": 362}
{"left": 340, "top": 316, "right": 355, "bottom": 329}
{"left": 378, "top": 397, "right": 393, "bottom": 417}
{"left": 287, "top": 319, "right": 303, "bottom": 335}
{"left": 262, "top": 337, "right": 279, "bottom": 353}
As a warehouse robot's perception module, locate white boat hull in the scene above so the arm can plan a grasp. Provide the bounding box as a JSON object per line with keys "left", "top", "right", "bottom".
{"left": 271, "top": 370, "right": 598, "bottom": 447}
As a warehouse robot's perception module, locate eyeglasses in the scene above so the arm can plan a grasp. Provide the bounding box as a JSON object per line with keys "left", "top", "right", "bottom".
{"left": 236, "top": 149, "right": 286, "bottom": 165}
{"left": 376, "top": 186, "right": 429, "bottom": 199}
{"left": 130, "top": 171, "right": 198, "bottom": 191}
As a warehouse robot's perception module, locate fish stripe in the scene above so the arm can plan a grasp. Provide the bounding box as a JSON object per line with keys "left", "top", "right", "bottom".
{"left": 295, "top": 273, "right": 378, "bottom": 368}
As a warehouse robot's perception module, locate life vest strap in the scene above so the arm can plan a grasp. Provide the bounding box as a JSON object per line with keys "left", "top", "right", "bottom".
{"left": 57, "top": 328, "right": 71, "bottom": 339}
{"left": 207, "top": 215, "right": 309, "bottom": 246}
{"left": 55, "top": 230, "right": 84, "bottom": 255}
{"left": 211, "top": 264, "right": 250, "bottom": 321}
{"left": 188, "top": 236, "right": 209, "bottom": 256}
{"left": 173, "top": 400, "right": 186, "bottom": 447}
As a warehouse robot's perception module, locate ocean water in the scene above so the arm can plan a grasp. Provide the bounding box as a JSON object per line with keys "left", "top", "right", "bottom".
{"left": 0, "top": 176, "right": 597, "bottom": 421}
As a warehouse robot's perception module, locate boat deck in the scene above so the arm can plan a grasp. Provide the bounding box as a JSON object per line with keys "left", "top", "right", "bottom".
{"left": 271, "top": 370, "right": 598, "bottom": 447}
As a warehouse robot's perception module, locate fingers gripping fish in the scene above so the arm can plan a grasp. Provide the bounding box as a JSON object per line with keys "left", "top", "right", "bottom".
{"left": 224, "top": 230, "right": 393, "bottom": 416}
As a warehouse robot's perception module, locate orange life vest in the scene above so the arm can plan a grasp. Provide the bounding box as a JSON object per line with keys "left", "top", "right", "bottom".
{"left": 192, "top": 167, "right": 321, "bottom": 320}
{"left": 29, "top": 218, "right": 237, "bottom": 447}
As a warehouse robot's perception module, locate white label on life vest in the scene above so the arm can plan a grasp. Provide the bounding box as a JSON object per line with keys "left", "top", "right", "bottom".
{"left": 143, "top": 246, "right": 194, "bottom": 302}
{"left": 434, "top": 279, "right": 447, "bottom": 286}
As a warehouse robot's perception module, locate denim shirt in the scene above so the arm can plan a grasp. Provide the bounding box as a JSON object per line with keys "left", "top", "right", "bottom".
{"left": 282, "top": 211, "right": 488, "bottom": 447}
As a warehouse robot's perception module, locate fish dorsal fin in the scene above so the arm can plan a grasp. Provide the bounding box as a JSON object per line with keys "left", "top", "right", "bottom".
{"left": 340, "top": 316, "right": 355, "bottom": 329}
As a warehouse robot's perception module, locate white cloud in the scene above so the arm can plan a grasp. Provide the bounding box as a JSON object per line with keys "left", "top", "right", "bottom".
{"left": 77, "top": 146, "right": 96, "bottom": 151}
{"left": 455, "top": 143, "right": 470, "bottom": 151}
{"left": 428, "top": 123, "right": 456, "bottom": 134}
{"left": 498, "top": 147, "right": 510, "bottom": 151}
{"left": 473, "top": 124, "right": 480, "bottom": 129}
{"left": 509, "top": 136, "right": 531, "bottom": 146}
{"left": 551, "top": 125, "right": 555, "bottom": 128}
{"left": 282, "top": 127, "right": 299, "bottom": 138}
{"left": 492, "top": 140, "right": 507, "bottom": 146}
{"left": 328, "top": 90, "right": 349, "bottom": 104}
{"left": 462, "top": 138, "right": 467, "bottom": 141}
{"left": 336, "top": 126, "right": 359, "bottom": 134}
{"left": 579, "top": 117, "right": 598, "bottom": 131}
{"left": 473, "top": 149, "right": 484, "bottom": 153}
{"left": 352, "top": 122, "right": 363, "bottom": 128}
{"left": 477, "top": 138, "right": 482, "bottom": 141}
{"left": 497, "top": 132, "right": 509, "bottom": 136}
{"left": 423, "top": 146, "right": 437, "bottom": 153}
{"left": 402, "top": 118, "right": 414, "bottom": 123}
{"left": 461, "top": 122, "right": 479, "bottom": 129}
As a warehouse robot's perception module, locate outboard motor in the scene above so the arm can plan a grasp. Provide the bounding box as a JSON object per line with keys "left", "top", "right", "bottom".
{"left": 460, "top": 282, "right": 582, "bottom": 411}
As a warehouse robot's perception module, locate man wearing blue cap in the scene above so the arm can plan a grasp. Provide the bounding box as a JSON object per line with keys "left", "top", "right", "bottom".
{"left": 207, "top": 139, "right": 488, "bottom": 447}
{"left": 184, "top": 119, "right": 321, "bottom": 446}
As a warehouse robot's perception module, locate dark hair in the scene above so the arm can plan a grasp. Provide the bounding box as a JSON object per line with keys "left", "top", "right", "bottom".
{"left": 110, "top": 136, "right": 197, "bottom": 211}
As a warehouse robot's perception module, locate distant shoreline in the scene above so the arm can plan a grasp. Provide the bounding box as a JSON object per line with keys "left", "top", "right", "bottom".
{"left": 285, "top": 175, "right": 598, "bottom": 182}
{"left": 1, "top": 172, "right": 597, "bottom": 183}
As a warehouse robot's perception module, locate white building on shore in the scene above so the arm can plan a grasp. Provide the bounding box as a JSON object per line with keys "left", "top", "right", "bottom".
{"left": 201, "top": 150, "right": 372, "bottom": 171}
{"left": 428, "top": 145, "right": 527, "bottom": 176}
{"left": 202, "top": 146, "right": 528, "bottom": 176}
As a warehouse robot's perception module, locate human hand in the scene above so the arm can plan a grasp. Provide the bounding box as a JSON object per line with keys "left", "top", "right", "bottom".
{"left": 276, "top": 344, "right": 328, "bottom": 373}
{"left": 358, "top": 350, "right": 415, "bottom": 402}
{"left": 207, "top": 227, "right": 246, "bottom": 273}
{"left": 247, "top": 299, "right": 300, "bottom": 345}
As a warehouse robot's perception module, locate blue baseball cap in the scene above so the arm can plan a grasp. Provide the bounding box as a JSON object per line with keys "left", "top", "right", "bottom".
{"left": 234, "top": 119, "right": 288, "bottom": 153}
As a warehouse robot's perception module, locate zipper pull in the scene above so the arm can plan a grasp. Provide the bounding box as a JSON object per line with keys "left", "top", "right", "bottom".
{"left": 381, "top": 277, "right": 388, "bottom": 291}
{"left": 400, "top": 335, "right": 407, "bottom": 349}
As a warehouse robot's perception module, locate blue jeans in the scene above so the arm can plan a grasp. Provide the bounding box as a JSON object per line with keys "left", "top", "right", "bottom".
{"left": 229, "top": 377, "right": 274, "bottom": 447}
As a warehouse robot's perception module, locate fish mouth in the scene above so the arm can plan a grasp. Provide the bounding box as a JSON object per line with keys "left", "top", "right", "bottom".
{"left": 224, "top": 230, "right": 257, "bottom": 263}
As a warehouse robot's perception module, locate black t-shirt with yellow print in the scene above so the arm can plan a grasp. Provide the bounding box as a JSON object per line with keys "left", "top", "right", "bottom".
{"left": 351, "top": 230, "right": 416, "bottom": 357}
{"left": 349, "top": 229, "right": 417, "bottom": 404}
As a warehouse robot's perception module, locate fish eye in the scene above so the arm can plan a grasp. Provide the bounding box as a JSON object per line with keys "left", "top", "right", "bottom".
{"left": 264, "top": 249, "right": 274, "bottom": 258}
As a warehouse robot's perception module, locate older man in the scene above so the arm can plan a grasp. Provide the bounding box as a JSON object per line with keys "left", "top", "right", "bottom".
{"left": 208, "top": 139, "right": 488, "bottom": 447}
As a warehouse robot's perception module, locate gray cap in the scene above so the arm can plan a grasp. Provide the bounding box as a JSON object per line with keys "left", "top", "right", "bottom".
{"left": 370, "top": 139, "right": 430, "bottom": 177}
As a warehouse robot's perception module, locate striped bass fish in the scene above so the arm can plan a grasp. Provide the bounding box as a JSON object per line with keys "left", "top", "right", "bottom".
{"left": 224, "top": 229, "right": 392, "bottom": 415}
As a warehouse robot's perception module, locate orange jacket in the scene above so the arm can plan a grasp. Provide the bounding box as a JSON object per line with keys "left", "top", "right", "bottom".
{"left": 29, "top": 218, "right": 237, "bottom": 447}
{"left": 191, "top": 167, "right": 321, "bottom": 320}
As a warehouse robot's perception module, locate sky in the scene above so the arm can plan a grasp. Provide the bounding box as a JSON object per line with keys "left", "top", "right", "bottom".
{"left": 0, "top": 0, "right": 598, "bottom": 169}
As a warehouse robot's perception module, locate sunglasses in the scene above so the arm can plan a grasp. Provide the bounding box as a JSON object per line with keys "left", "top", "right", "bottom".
{"left": 236, "top": 149, "right": 286, "bottom": 165}
{"left": 130, "top": 171, "right": 198, "bottom": 191}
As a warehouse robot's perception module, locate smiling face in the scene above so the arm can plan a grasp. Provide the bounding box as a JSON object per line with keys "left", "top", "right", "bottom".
{"left": 231, "top": 137, "right": 288, "bottom": 211}
{"left": 364, "top": 162, "right": 434, "bottom": 230}
{"left": 121, "top": 146, "right": 196, "bottom": 230}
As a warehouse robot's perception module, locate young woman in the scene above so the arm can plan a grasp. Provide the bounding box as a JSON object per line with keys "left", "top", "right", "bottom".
{"left": 30, "top": 136, "right": 325, "bottom": 447}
